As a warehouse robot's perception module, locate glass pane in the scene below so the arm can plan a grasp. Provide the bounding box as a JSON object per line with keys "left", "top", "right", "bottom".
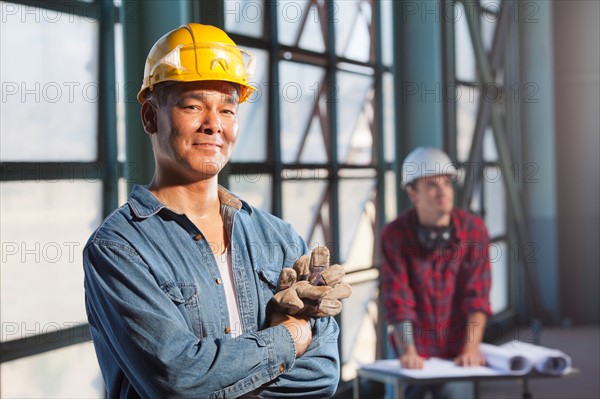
{"left": 339, "top": 178, "right": 376, "bottom": 265}
{"left": 454, "top": 2, "right": 476, "bottom": 82}
{"left": 225, "top": 0, "right": 264, "bottom": 38}
{"left": 481, "top": 10, "right": 496, "bottom": 52}
{"left": 228, "top": 172, "right": 272, "bottom": 212}
{"left": 383, "top": 72, "right": 396, "bottom": 162}
{"left": 385, "top": 171, "right": 397, "bottom": 223}
{"left": 338, "top": 168, "right": 375, "bottom": 178}
{"left": 456, "top": 86, "right": 480, "bottom": 162}
{"left": 337, "top": 71, "right": 373, "bottom": 164}
{"left": 489, "top": 241, "right": 509, "bottom": 314}
{"left": 282, "top": 175, "right": 327, "bottom": 241}
{"left": 343, "top": 201, "right": 375, "bottom": 272}
{"left": 299, "top": 115, "right": 328, "bottom": 163}
{"left": 381, "top": 0, "right": 393, "bottom": 66}
{"left": 483, "top": 165, "right": 506, "bottom": 237}
{"left": 309, "top": 222, "right": 327, "bottom": 250}
{"left": 470, "top": 180, "right": 483, "bottom": 215}
{"left": 495, "top": 65, "right": 505, "bottom": 85}
{"left": 0, "top": 341, "right": 103, "bottom": 398}
{"left": 231, "top": 48, "right": 268, "bottom": 162}
{"left": 341, "top": 277, "right": 378, "bottom": 381}
{"left": 115, "top": 23, "right": 127, "bottom": 162}
{"left": 335, "top": 0, "right": 372, "bottom": 62}
{"left": 279, "top": 62, "right": 326, "bottom": 163}
{"left": 0, "top": 7, "right": 98, "bottom": 161}
{"left": 483, "top": 126, "right": 499, "bottom": 161}
{"left": 118, "top": 177, "right": 129, "bottom": 207}
{"left": 278, "top": 0, "right": 325, "bottom": 52}
{"left": 1, "top": 181, "right": 102, "bottom": 336}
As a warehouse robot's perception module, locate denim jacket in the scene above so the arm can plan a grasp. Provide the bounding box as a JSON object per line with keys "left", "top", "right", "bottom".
{"left": 84, "top": 185, "right": 340, "bottom": 398}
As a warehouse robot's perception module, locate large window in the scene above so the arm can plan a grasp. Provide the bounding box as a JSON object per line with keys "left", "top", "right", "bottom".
{"left": 445, "top": 0, "right": 515, "bottom": 318}
{"left": 2, "top": 0, "right": 395, "bottom": 394}
{"left": 0, "top": 1, "right": 120, "bottom": 396}
{"left": 225, "top": 0, "right": 396, "bottom": 384}
{"left": 0, "top": 0, "right": 527, "bottom": 397}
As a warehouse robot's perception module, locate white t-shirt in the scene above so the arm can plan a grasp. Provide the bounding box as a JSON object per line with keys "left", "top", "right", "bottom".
{"left": 214, "top": 250, "right": 243, "bottom": 338}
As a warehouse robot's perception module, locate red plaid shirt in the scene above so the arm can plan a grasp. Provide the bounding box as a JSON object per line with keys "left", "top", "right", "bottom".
{"left": 381, "top": 207, "right": 492, "bottom": 359}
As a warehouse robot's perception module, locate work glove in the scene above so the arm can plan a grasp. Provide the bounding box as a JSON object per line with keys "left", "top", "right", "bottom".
{"left": 272, "top": 246, "right": 352, "bottom": 318}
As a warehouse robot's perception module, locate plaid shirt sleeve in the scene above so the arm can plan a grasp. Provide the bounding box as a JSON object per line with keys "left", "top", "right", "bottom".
{"left": 380, "top": 217, "right": 418, "bottom": 325}
{"left": 454, "top": 211, "right": 492, "bottom": 317}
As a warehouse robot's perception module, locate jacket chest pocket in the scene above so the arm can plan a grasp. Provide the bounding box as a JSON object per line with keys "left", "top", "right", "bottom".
{"left": 160, "top": 281, "right": 203, "bottom": 338}
{"left": 255, "top": 264, "right": 284, "bottom": 318}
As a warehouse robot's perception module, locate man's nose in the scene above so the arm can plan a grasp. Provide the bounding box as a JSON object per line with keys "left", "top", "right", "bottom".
{"left": 199, "top": 110, "right": 222, "bottom": 134}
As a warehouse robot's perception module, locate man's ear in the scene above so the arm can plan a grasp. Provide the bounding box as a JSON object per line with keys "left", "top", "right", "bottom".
{"left": 141, "top": 101, "right": 157, "bottom": 135}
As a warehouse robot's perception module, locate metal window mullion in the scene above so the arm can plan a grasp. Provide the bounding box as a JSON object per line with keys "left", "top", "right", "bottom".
{"left": 371, "top": 0, "right": 388, "bottom": 362}
{"left": 0, "top": 323, "right": 92, "bottom": 363}
{"left": 442, "top": 0, "right": 457, "bottom": 162}
{"left": 194, "top": 0, "right": 224, "bottom": 28}
{"left": 371, "top": 0, "right": 385, "bottom": 265}
{"left": 324, "top": 2, "right": 343, "bottom": 388}
{"left": 268, "top": 0, "right": 282, "bottom": 217}
{"left": 99, "top": 0, "right": 119, "bottom": 217}
{"left": 325, "top": 1, "right": 339, "bottom": 261}
{"left": 0, "top": 162, "right": 104, "bottom": 181}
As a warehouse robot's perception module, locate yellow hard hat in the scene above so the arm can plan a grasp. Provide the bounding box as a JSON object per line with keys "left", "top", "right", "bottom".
{"left": 137, "top": 23, "right": 256, "bottom": 104}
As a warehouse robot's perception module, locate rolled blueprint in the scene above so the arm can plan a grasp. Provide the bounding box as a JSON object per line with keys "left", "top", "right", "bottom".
{"left": 501, "top": 340, "right": 572, "bottom": 376}
{"left": 479, "top": 343, "right": 532, "bottom": 375}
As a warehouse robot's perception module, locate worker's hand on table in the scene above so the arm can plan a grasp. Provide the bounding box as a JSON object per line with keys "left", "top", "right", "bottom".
{"left": 400, "top": 346, "right": 424, "bottom": 369}
{"left": 455, "top": 347, "right": 486, "bottom": 367}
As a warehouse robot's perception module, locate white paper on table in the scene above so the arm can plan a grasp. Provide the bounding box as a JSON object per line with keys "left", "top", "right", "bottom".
{"left": 479, "top": 342, "right": 533, "bottom": 375}
{"left": 359, "top": 358, "right": 507, "bottom": 379}
{"left": 500, "top": 341, "right": 572, "bottom": 376}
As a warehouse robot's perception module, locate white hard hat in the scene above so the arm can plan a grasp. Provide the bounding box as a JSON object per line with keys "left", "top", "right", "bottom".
{"left": 401, "top": 147, "right": 458, "bottom": 188}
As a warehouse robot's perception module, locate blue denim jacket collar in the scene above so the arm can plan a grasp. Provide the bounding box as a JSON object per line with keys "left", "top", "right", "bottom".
{"left": 127, "top": 184, "right": 254, "bottom": 220}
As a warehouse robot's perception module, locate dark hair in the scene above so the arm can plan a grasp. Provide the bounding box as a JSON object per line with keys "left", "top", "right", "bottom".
{"left": 144, "top": 82, "right": 178, "bottom": 107}
{"left": 145, "top": 81, "right": 241, "bottom": 107}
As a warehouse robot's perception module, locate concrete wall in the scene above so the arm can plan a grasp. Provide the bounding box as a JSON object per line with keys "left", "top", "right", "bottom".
{"left": 553, "top": 0, "right": 600, "bottom": 325}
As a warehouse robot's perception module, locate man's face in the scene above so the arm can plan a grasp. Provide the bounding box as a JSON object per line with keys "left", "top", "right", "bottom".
{"left": 407, "top": 174, "right": 454, "bottom": 220}
{"left": 143, "top": 80, "right": 240, "bottom": 182}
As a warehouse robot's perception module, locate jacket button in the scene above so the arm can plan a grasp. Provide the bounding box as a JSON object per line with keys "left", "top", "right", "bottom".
{"left": 215, "top": 278, "right": 222, "bottom": 285}
{"left": 279, "top": 364, "right": 285, "bottom": 373}
{"left": 224, "top": 326, "right": 231, "bottom": 334}
{"left": 193, "top": 233, "right": 202, "bottom": 241}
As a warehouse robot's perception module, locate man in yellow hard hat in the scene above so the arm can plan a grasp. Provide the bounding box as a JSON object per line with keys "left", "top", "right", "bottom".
{"left": 84, "top": 24, "right": 340, "bottom": 398}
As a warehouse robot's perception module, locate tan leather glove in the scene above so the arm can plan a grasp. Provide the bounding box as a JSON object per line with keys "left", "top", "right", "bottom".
{"left": 272, "top": 246, "right": 352, "bottom": 318}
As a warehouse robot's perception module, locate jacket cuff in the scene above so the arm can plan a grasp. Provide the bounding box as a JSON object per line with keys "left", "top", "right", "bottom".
{"left": 256, "top": 325, "right": 297, "bottom": 379}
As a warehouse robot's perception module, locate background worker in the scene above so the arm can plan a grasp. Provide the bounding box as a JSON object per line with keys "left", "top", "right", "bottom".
{"left": 84, "top": 23, "right": 340, "bottom": 398}
{"left": 381, "top": 147, "right": 492, "bottom": 399}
